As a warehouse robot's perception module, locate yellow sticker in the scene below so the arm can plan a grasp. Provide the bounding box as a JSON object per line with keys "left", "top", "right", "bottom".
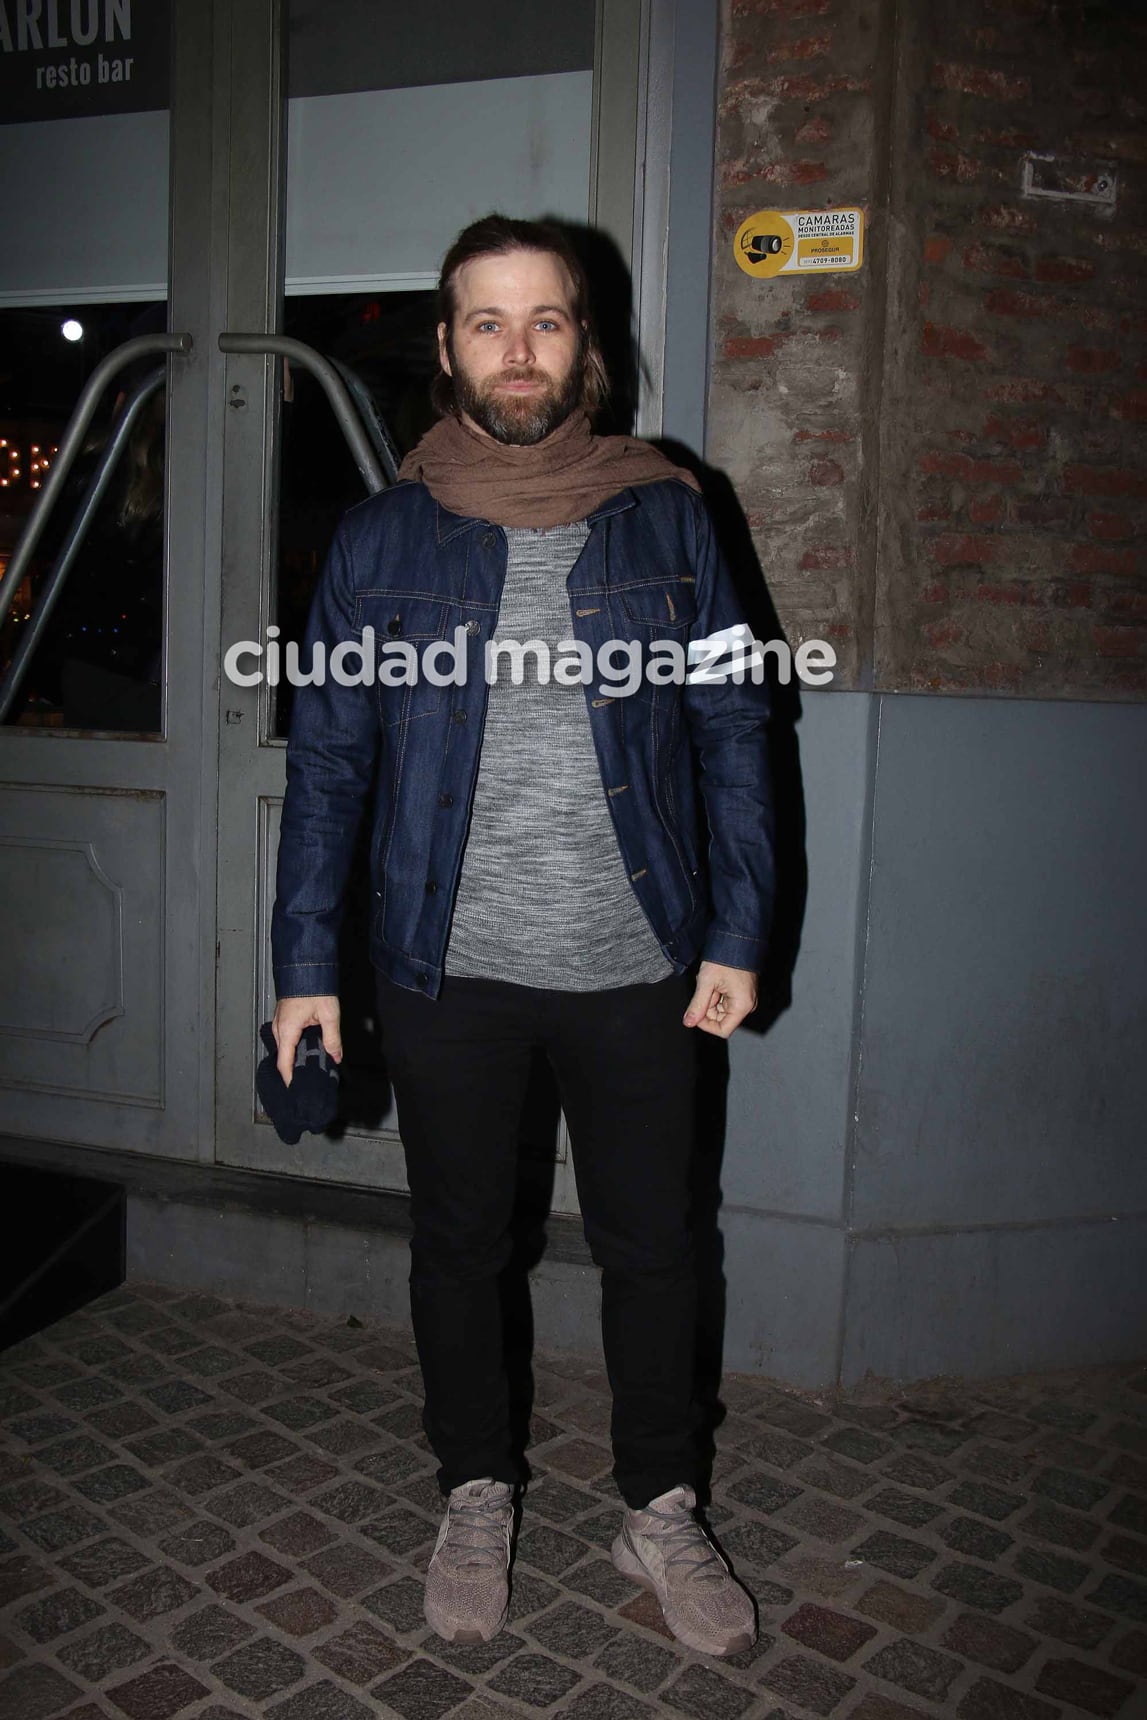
{"left": 734, "top": 208, "right": 864, "bottom": 278}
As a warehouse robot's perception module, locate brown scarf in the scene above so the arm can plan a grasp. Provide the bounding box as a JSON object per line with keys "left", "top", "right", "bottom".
{"left": 396, "top": 407, "right": 700, "bottom": 528}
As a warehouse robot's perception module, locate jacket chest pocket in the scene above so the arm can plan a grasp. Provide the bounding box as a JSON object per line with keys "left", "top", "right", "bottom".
{"left": 359, "top": 594, "right": 453, "bottom": 728}
{"left": 617, "top": 576, "right": 697, "bottom": 632}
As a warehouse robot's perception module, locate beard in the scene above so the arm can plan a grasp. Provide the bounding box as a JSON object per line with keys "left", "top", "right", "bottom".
{"left": 446, "top": 331, "right": 584, "bottom": 446}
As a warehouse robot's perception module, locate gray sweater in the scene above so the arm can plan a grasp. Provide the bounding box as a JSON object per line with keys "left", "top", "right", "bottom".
{"left": 443, "top": 521, "right": 674, "bottom": 991}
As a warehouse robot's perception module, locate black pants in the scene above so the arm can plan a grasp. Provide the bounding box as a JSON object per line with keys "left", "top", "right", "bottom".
{"left": 373, "top": 966, "right": 700, "bottom": 1509}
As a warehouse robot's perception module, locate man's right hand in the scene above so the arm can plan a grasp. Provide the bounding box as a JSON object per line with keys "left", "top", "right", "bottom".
{"left": 271, "top": 996, "right": 342, "bottom": 1087}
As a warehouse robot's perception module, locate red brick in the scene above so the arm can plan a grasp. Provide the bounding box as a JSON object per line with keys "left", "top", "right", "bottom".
{"left": 984, "top": 379, "right": 1064, "bottom": 404}
{"left": 925, "top": 236, "right": 953, "bottom": 264}
{"left": 981, "top": 204, "right": 1038, "bottom": 235}
{"left": 973, "top": 582, "right": 1040, "bottom": 606}
{"left": 1034, "top": 255, "right": 1097, "bottom": 285}
{"left": 1012, "top": 496, "right": 1073, "bottom": 526}
{"left": 795, "top": 113, "right": 832, "bottom": 144}
{"left": 806, "top": 287, "right": 860, "bottom": 312}
{"left": 731, "top": 0, "right": 832, "bottom": 17}
{"left": 766, "top": 32, "right": 833, "bottom": 63}
{"left": 927, "top": 111, "right": 961, "bottom": 143}
{"left": 1070, "top": 543, "right": 1137, "bottom": 576}
{"left": 793, "top": 428, "right": 853, "bottom": 443}
{"left": 1066, "top": 347, "right": 1121, "bottom": 374}
{"left": 723, "top": 334, "right": 784, "bottom": 360}
{"left": 800, "top": 545, "right": 855, "bottom": 570}
{"left": 962, "top": 241, "right": 1028, "bottom": 279}
{"left": 931, "top": 61, "right": 1030, "bottom": 100}
{"left": 969, "top": 495, "right": 1005, "bottom": 524}
{"left": 809, "top": 458, "right": 845, "bottom": 486}
{"left": 921, "top": 582, "right": 948, "bottom": 603}
{"left": 1094, "top": 626, "right": 1144, "bottom": 658}
{"left": 918, "top": 452, "right": 1022, "bottom": 485}
{"left": 925, "top": 619, "right": 964, "bottom": 646}
{"left": 972, "top": 124, "right": 1043, "bottom": 149}
{"left": 928, "top": 534, "right": 999, "bottom": 566}
{"left": 922, "top": 322, "right": 989, "bottom": 361}
{"left": 1110, "top": 390, "right": 1147, "bottom": 422}
{"left": 1064, "top": 464, "right": 1147, "bottom": 498}
{"left": 929, "top": 147, "right": 983, "bottom": 183}
{"left": 722, "top": 157, "right": 829, "bottom": 187}
{"left": 1051, "top": 581, "right": 1092, "bottom": 610}
{"left": 918, "top": 502, "right": 953, "bottom": 522}
{"left": 982, "top": 413, "right": 1046, "bottom": 450}
{"left": 1087, "top": 512, "right": 1134, "bottom": 540}
{"left": 985, "top": 287, "right": 1059, "bottom": 319}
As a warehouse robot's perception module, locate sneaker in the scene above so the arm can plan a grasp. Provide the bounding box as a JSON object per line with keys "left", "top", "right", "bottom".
{"left": 612, "top": 1484, "right": 757, "bottom": 1657}
{"left": 424, "top": 1477, "right": 514, "bottom": 1644}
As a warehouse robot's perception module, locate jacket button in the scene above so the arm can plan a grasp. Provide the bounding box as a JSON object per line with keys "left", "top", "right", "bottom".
{"left": 438, "top": 793, "right": 453, "bottom": 807}
{"left": 387, "top": 616, "right": 401, "bottom": 635}
{"left": 425, "top": 880, "right": 437, "bottom": 894}
{"left": 415, "top": 972, "right": 428, "bottom": 987}
{"left": 451, "top": 709, "right": 467, "bottom": 723}
{"left": 481, "top": 531, "right": 495, "bottom": 549}
{"left": 465, "top": 619, "right": 481, "bottom": 636}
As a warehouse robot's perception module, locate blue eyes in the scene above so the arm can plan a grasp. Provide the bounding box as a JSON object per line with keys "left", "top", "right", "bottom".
{"left": 475, "top": 321, "right": 559, "bottom": 334}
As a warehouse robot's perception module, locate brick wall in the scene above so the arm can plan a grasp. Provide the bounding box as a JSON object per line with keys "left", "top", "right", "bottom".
{"left": 708, "top": 0, "right": 1147, "bottom": 698}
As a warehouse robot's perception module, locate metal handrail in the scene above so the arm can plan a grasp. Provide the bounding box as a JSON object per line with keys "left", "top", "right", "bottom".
{"left": 0, "top": 366, "right": 166, "bottom": 723}
{"left": 219, "top": 333, "right": 388, "bottom": 493}
{"left": 327, "top": 354, "right": 401, "bottom": 486}
{"left": 0, "top": 333, "right": 192, "bottom": 625}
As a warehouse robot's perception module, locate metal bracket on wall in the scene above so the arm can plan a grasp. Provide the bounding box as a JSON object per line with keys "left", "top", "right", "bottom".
{"left": 1020, "top": 153, "right": 1117, "bottom": 210}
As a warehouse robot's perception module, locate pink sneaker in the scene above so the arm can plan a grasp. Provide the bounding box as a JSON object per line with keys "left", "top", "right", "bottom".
{"left": 424, "top": 1478, "right": 514, "bottom": 1644}
{"left": 612, "top": 1484, "right": 757, "bottom": 1657}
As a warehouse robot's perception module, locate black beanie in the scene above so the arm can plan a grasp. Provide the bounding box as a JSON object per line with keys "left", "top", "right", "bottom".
{"left": 255, "top": 1021, "right": 340, "bottom": 1145}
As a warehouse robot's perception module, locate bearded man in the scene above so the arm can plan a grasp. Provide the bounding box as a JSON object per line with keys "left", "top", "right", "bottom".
{"left": 270, "top": 215, "right": 774, "bottom": 1657}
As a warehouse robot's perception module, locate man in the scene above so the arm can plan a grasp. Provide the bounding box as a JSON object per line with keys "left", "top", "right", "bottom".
{"left": 271, "top": 215, "right": 774, "bottom": 1657}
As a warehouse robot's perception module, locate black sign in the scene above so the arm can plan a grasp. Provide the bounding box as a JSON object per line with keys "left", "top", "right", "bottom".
{"left": 0, "top": 0, "right": 170, "bottom": 124}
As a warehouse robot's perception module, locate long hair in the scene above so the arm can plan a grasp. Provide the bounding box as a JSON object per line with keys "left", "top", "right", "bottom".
{"left": 431, "top": 214, "right": 610, "bottom": 420}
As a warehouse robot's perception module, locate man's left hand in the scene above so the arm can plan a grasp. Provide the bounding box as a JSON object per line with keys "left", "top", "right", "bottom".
{"left": 683, "top": 962, "right": 758, "bottom": 1038}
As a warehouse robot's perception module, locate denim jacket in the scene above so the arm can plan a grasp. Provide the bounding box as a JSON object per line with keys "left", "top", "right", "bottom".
{"left": 271, "top": 477, "right": 775, "bottom": 999}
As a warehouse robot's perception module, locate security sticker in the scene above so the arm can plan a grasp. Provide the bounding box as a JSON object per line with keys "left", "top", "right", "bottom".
{"left": 735, "top": 208, "right": 864, "bottom": 278}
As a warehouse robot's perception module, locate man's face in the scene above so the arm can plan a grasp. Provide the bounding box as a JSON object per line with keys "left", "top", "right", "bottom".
{"left": 437, "top": 248, "right": 583, "bottom": 446}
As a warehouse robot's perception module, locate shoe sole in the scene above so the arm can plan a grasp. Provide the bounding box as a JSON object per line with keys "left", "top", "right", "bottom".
{"left": 611, "top": 1531, "right": 755, "bottom": 1659}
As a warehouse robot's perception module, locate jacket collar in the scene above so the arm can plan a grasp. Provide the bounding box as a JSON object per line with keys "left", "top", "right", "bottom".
{"left": 434, "top": 486, "right": 640, "bottom": 546}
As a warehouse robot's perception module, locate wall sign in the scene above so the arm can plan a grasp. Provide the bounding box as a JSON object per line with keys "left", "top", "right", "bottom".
{"left": 0, "top": 0, "right": 170, "bottom": 123}
{"left": 734, "top": 208, "right": 864, "bottom": 278}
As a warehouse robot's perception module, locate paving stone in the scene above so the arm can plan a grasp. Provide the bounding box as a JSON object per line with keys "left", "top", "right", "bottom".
{"left": 212, "top": 1638, "right": 306, "bottom": 1699}
{"left": 352, "top": 1439, "right": 426, "bottom": 1478}
{"left": 525, "top": 1476, "right": 596, "bottom": 1524}
{"left": 850, "top": 1531, "right": 936, "bottom": 1580}
{"left": 758, "top": 1397, "right": 834, "bottom": 1439}
{"left": 726, "top": 1473, "right": 803, "bottom": 1514}
{"left": 57, "top": 1380, "right": 126, "bottom": 1409}
{"left": 87, "top": 1405, "right": 157, "bottom": 1440}
{"left": 0, "top": 1663, "right": 82, "bottom": 1718}
{"left": 208, "top": 1480, "right": 289, "bottom": 1526}
{"left": 267, "top": 1679, "right": 376, "bottom": 1720}
{"left": 745, "top": 1428, "right": 815, "bottom": 1470}
{"left": 123, "top": 1431, "right": 204, "bottom": 1467}
{"left": 1110, "top": 1628, "right": 1147, "bottom": 1674}
{"left": 107, "top": 1567, "right": 199, "bottom": 1621}
{"left": 311, "top": 1480, "right": 390, "bottom": 1524}
{"left": 1028, "top": 1401, "right": 1099, "bottom": 1435}
{"left": 1022, "top": 1592, "right": 1112, "bottom": 1649}
{"left": 949, "top": 1480, "right": 1026, "bottom": 1521}
{"left": 617, "top": 1590, "right": 674, "bottom": 1640}
{"left": 864, "top": 1636, "right": 965, "bottom": 1702}
{"left": 313, "top": 1620, "right": 409, "bottom": 1684}
{"left": 760, "top": 1652, "right": 856, "bottom": 1716}
{"left": 931, "top": 1561, "right": 1024, "bottom": 1613}
{"left": 282, "top": 1358, "right": 351, "bottom": 1389}
{"left": 956, "top": 1675, "right": 1067, "bottom": 1717}
{"left": 516, "top": 1523, "right": 591, "bottom": 1576}
{"left": 432, "top": 1631, "right": 528, "bottom": 1675}
{"left": 530, "top": 1599, "right": 619, "bottom": 1658}
{"left": 563, "top": 1556, "right": 638, "bottom": 1606}
{"left": 245, "top": 1337, "right": 312, "bottom": 1365}
{"left": 9, "top": 1413, "right": 78, "bottom": 1444}
{"left": 15, "top": 1586, "right": 105, "bottom": 1643}
{"left": 73, "top": 1465, "right": 150, "bottom": 1504}
{"left": 374, "top": 1660, "right": 480, "bottom": 1716}
{"left": 1108, "top": 1494, "right": 1147, "bottom": 1537}
{"left": 781, "top": 1601, "right": 877, "bottom": 1661}
{"left": 56, "top": 1623, "right": 151, "bottom": 1680}
{"left": 374, "top": 1403, "right": 426, "bottom": 1441}
{"left": 141, "top": 1384, "right": 210, "bottom": 1416}
{"left": 893, "top": 1421, "right": 971, "bottom": 1457}
{"left": 961, "top": 1444, "right": 1034, "bottom": 1488}
{"left": 361, "top": 1577, "right": 429, "bottom": 1634}
{"left": 329, "top": 1380, "right": 396, "bottom": 1413}
{"left": 1014, "top": 1545, "right": 1090, "bottom": 1592}
{"left": 267, "top": 1452, "right": 340, "bottom": 1492}
{"left": 169, "top": 1604, "right": 255, "bottom": 1660}
{"left": 205, "top": 1550, "right": 292, "bottom": 1602}
{"left": 37, "top": 1437, "right": 115, "bottom": 1478}
{"left": 1032, "top": 1467, "right": 1111, "bottom": 1512}
{"left": 107, "top": 1492, "right": 193, "bottom": 1540}
{"left": 1019, "top": 1501, "right": 1102, "bottom": 1551}
{"left": 866, "top": 1487, "right": 944, "bottom": 1529}
{"left": 1109, "top": 1455, "right": 1147, "bottom": 1492}
{"left": 1089, "top": 1571, "right": 1147, "bottom": 1620}
{"left": 298, "top": 1541, "right": 391, "bottom": 1598}
{"left": 215, "top": 1370, "right": 280, "bottom": 1406}
{"left": 942, "top": 1610, "right": 1038, "bottom": 1673}
{"left": 1033, "top": 1654, "right": 1135, "bottom": 1715}
{"left": 558, "top": 1685, "right": 658, "bottom": 1720}
{"left": 260, "top": 1511, "right": 338, "bottom": 1557}
{"left": 1103, "top": 1533, "right": 1147, "bottom": 1577}
{"left": 593, "top": 1632, "right": 679, "bottom": 1691}
{"left": 716, "top": 1519, "right": 798, "bottom": 1571}
{"left": 104, "top": 1662, "right": 209, "bottom": 1720}
{"left": 542, "top": 1438, "right": 613, "bottom": 1481}
{"left": 186, "top": 1412, "right": 258, "bottom": 1442}
{"left": 856, "top": 1577, "right": 946, "bottom": 1634}
{"left": 0, "top": 1555, "right": 58, "bottom": 1605}
{"left": 849, "top": 1695, "right": 934, "bottom": 1720}
{"left": 821, "top": 1427, "right": 892, "bottom": 1465}
{"left": 882, "top": 1452, "right": 952, "bottom": 1491}
{"left": 659, "top": 1663, "right": 755, "bottom": 1718}
{"left": 796, "top": 1453, "right": 873, "bottom": 1501}
{"left": 360, "top": 1508, "right": 436, "bottom": 1555}
{"left": 779, "top": 1494, "right": 865, "bottom": 1544}
{"left": 262, "top": 1394, "right": 334, "bottom": 1430}
{"left": 255, "top": 1585, "right": 340, "bottom": 1636}
{"left": 156, "top": 1519, "right": 234, "bottom": 1567}
{"left": 57, "top": 1538, "right": 150, "bottom": 1588}
{"left": 941, "top": 1515, "right": 1014, "bottom": 1560}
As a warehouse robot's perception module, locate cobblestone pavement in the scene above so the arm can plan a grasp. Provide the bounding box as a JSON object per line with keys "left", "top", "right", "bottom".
{"left": 1, "top": 1285, "right": 1146, "bottom": 1720}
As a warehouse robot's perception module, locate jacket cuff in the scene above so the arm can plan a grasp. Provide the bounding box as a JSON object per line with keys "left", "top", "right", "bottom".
{"left": 273, "top": 962, "right": 341, "bottom": 1000}
{"left": 700, "top": 927, "right": 769, "bottom": 975}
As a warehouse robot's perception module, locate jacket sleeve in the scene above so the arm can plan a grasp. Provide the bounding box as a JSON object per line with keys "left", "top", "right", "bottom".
{"left": 271, "top": 518, "right": 380, "bottom": 999}
{"left": 682, "top": 492, "right": 776, "bottom": 974}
